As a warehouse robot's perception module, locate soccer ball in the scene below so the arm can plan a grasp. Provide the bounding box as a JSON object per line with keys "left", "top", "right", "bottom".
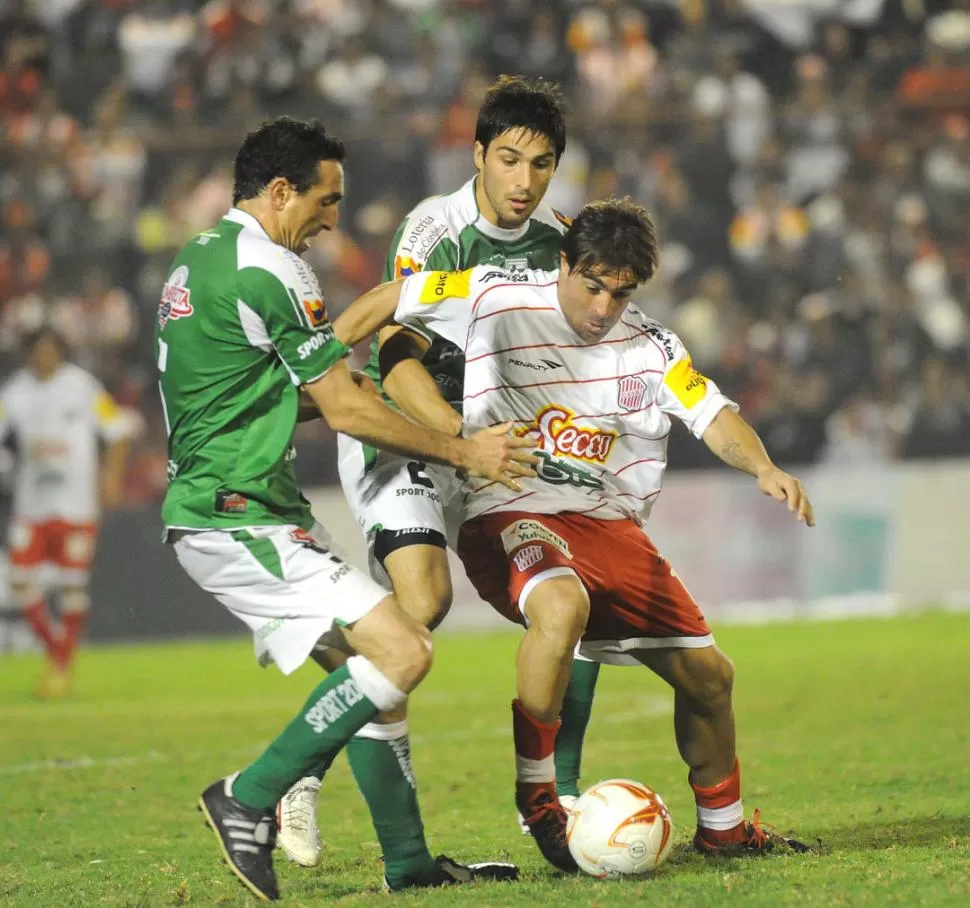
{"left": 566, "top": 779, "right": 673, "bottom": 878}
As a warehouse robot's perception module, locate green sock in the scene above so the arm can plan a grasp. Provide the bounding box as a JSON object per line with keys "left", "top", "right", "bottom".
{"left": 347, "top": 721, "right": 434, "bottom": 886}
{"left": 233, "top": 664, "right": 379, "bottom": 810}
{"left": 555, "top": 659, "right": 601, "bottom": 798}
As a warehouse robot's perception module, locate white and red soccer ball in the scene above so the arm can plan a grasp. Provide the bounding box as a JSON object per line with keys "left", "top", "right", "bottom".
{"left": 566, "top": 779, "right": 674, "bottom": 878}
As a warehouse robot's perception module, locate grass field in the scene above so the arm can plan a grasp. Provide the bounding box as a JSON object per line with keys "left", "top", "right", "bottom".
{"left": 2, "top": 611, "right": 969, "bottom": 907}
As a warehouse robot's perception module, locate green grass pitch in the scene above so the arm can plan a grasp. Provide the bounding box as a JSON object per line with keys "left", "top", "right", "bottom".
{"left": 2, "top": 611, "right": 969, "bottom": 906}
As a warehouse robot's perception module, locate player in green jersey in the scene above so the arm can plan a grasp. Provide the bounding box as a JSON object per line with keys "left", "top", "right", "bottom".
{"left": 277, "top": 77, "right": 600, "bottom": 868}
{"left": 157, "top": 116, "right": 534, "bottom": 901}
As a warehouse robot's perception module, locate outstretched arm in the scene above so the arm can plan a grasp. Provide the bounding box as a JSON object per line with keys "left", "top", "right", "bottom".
{"left": 331, "top": 280, "right": 404, "bottom": 349}
{"left": 702, "top": 407, "right": 815, "bottom": 526}
{"left": 304, "top": 360, "right": 535, "bottom": 490}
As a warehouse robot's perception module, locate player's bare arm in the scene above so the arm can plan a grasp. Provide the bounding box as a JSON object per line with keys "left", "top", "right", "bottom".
{"left": 331, "top": 280, "right": 403, "bottom": 349}
{"left": 100, "top": 435, "right": 131, "bottom": 510}
{"left": 379, "top": 325, "right": 462, "bottom": 437}
{"left": 332, "top": 278, "right": 463, "bottom": 435}
{"left": 304, "top": 359, "right": 535, "bottom": 490}
{"left": 702, "top": 407, "right": 815, "bottom": 526}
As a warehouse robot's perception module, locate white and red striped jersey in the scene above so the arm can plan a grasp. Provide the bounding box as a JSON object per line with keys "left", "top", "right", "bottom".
{"left": 0, "top": 364, "right": 133, "bottom": 522}
{"left": 396, "top": 267, "right": 738, "bottom": 523}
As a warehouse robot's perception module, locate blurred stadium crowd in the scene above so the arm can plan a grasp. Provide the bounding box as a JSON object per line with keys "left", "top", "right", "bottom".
{"left": 1, "top": 0, "right": 969, "bottom": 497}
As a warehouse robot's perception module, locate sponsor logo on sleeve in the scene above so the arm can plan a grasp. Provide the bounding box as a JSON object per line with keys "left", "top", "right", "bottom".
{"left": 395, "top": 255, "right": 422, "bottom": 278}
{"left": 158, "top": 265, "right": 193, "bottom": 328}
{"left": 500, "top": 519, "right": 573, "bottom": 558}
{"left": 301, "top": 297, "right": 328, "bottom": 327}
{"left": 664, "top": 358, "right": 708, "bottom": 409}
{"left": 399, "top": 214, "right": 448, "bottom": 263}
{"left": 417, "top": 269, "right": 472, "bottom": 304}
{"left": 297, "top": 329, "right": 334, "bottom": 360}
{"left": 282, "top": 250, "right": 329, "bottom": 328}
{"left": 618, "top": 375, "right": 648, "bottom": 411}
{"left": 645, "top": 326, "right": 675, "bottom": 361}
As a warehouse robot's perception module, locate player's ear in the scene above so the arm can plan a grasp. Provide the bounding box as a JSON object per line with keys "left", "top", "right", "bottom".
{"left": 267, "top": 177, "right": 291, "bottom": 209}
{"left": 473, "top": 141, "right": 486, "bottom": 172}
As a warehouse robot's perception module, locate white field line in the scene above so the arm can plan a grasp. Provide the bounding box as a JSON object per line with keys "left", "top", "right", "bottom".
{"left": 0, "top": 696, "right": 672, "bottom": 776}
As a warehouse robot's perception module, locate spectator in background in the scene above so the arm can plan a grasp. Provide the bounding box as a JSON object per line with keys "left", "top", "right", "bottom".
{"left": 783, "top": 56, "right": 850, "bottom": 201}
{"left": 821, "top": 389, "right": 903, "bottom": 466}
{"left": 923, "top": 115, "right": 970, "bottom": 234}
{"left": 117, "top": 1, "right": 197, "bottom": 111}
{"left": 0, "top": 0, "right": 968, "bottom": 492}
{"left": 316, "top": 34, "right": 388, "bottom": 118}
{"left": 902, "top": 357, "right": 970, "bottom": 459}
{"left": 692, "top": 49, "right": 771, "bottom": 170}
{"left": 0, "top": 200, "right": 49, "bottom": 308}
{"left": 898, "top": 39, "right": 970, "bottom": 112}
{"left": 73, "top": 86, "right": 146, "bottom": 248}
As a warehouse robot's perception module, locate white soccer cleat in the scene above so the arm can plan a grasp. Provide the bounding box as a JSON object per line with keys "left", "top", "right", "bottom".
{"left": 276, "top": 776, "right": 322, "bottom": 867}
{"left": 518, "top": 793, "right": 578, "bottom": 836}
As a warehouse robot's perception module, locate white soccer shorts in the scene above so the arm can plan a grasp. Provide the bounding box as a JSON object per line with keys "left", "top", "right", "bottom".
{"left": 174, "top": 522, "right": 388, "bottom": 675}
{"left": 337, "top": 433, "right": 463, "bottom": 579}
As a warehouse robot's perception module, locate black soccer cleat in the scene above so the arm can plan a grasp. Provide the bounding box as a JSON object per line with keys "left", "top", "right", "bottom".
{"left": 198, "top": 774, "right": 280, "bottom": 901}
{"left": 384, "top": 854, "right": 520, "bottom": 891}
{"left": 517, "top": 788, "right": 579, "bottom": 874}
{"left": 694, "top": 808, "right": 811, "bottom": 856}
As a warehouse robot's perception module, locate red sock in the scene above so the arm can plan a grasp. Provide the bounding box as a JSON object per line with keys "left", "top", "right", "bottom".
{"left": 691, "top": 758, "right": 747, "bottom": 844}
{"left": 512, "top": 699, "right": 560, "bottom": 807}
{"left": 23, "top": 600, "right": 61, "bottom": 661}
{"left": 57, "top": 611, "right": 87, "bottom": 670}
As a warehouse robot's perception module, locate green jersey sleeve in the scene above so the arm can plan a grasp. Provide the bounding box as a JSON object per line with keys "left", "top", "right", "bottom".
{"left": 239, "top": 249, "right": 350, "bottom": 385}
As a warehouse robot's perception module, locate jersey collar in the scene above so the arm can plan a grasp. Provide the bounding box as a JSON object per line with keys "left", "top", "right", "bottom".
{"left": 465, "top": 177, "right": 532, "bottom": 243}
{"left": 224, "top": 207, "right": 272, "bottom": 239}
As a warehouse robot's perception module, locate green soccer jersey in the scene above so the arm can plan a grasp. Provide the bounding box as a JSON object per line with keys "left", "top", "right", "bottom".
{"left": 157, "top": 208, "right": 350, "bottom": 534}
{"left": 361, "top": 176, "right": 569, "bottom": 410}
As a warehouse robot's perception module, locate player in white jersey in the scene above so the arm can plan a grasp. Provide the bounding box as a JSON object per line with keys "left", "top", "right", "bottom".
{"left": 331, "top": 198, "right": 815, "bottom": 872}
{"left": 0, "top": 326, "right": 133, "bottom": 696}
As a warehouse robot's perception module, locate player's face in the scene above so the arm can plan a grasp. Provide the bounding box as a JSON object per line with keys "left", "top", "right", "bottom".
{"left": 27, "top": 335, "right": 63, "bottom": 378}
{"left": 474, "top": 129, "right": 557, "bottom": 229}
{"left": 557, "top": 255, "right": 640, "bottom": 343}
{"left": 280, "top": 160, "right": 344, "bottom": 253}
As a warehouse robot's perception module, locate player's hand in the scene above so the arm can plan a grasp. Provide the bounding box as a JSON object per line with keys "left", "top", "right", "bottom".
{"left": 351, "top": 371, "right": 378, "bottom": 396}
{"left": 459, "top": 422, "right": 538, "bottom": 491}
{"left": 757, "top": 467, "right": 815, "bottom": 526}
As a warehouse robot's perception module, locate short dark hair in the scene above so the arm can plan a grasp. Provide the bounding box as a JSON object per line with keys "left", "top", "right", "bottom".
{"left": 22, "top": 323, "right": 68, "bottom": 357}
{"left": 562, "top": 198, "right": 659, "bottom": 284}
{"left": 232, "top": 117, "right": 346, "bottom": 204}
{"left": 475, "top": 75, "right": 567, "bottom": 163}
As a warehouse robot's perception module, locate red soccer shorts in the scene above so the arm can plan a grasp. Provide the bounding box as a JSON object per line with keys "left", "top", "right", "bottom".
{"left": 8, "top": 519, "right": 98, "bottom": 584}
{"left": 457, "top": 511, "right": 713, "bottom": 664}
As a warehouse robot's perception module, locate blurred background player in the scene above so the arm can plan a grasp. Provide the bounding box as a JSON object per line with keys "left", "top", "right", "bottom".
{"left": 274, "top": 75, "right": 598, "bottom": 867}
{"left": 0, "top": 325, "right": 132, "bottom": 696}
